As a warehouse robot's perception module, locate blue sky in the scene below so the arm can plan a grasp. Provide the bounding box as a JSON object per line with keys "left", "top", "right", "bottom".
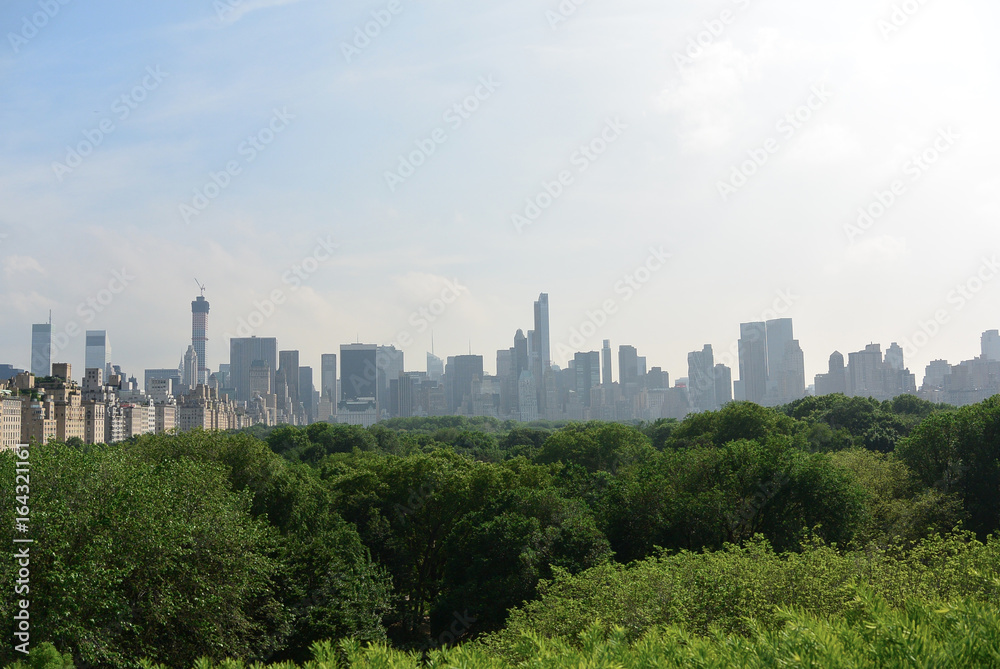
{"left": 2, "top": 0, "right": 1000, "bottom": 385}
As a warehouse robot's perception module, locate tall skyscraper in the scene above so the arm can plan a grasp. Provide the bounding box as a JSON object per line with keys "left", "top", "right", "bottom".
{"left": 885, "top": 343, "right": 905, "bottom": 371}
{"left": 376, "top": 345, "right": 404, "bottom": 412}
{"left": 230, "top": 336, "right": 278, "bottom": 403}
{"left": 602, "top": 339, "right": 613, "bottom": 386}
{"left": 449, "top": 355, "right": 484, "bottom": 413}
{"left": 983, "top": 330, "right": 1000, "bottom": 362}
{"left": 191, "top": 294, "right": 210, "bottom": 385}
{"left": 738, "top": 322, "right": 768, "bottom": 405}
{"left": 278, "top": 350, "right": 301, "bottom": 404}
{"left": 321, "top": 354, "right": 337, "bottom": 400}
{"left": 815, "top": 351, "right": 847, "bottom": 396}
{"left": 513, "top": 330, "right": 529, "bottom": 379}
{"left": 573, "top": 351, "right": 601, "bottom": 407}
{"left": 533, "top": 293, "right": 550, "bottom": 369}
{"left": 714, "top": 364, "right": 733, "bottom": 406}
{"left": 183, "top": 345, "right": 199, "bottom": 390}
{"left": 426, "top": 352, "right": 444, "bottom": 381}
{"left": 618, "top": 345, "right": 639, "bottom": 394}
{"left": 299, "top": 366, "right": 315, "bottom": 423}
{"left": 31, "top": 323, "right": 52, "bottom": 377}
{"left": 85, "top": 331, "right": 111, "bottom": 378}
{"left": 341, "top": 344, "right": 378, "bottom": 402}
{"left": 687, "top": 345, "right": 716, "bottom": 412}
{"left": 764, "top": 319, "right": 793, "bottom": 401}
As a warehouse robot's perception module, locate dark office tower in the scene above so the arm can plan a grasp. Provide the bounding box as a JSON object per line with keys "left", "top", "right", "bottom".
{"left": 602, "top": 339, "right": 613, "bottom": 385}
{"left": 192, "top": 294, "right": 210, "bottom": 385}
{"left": 299, "top": 366, "right": 315, "bottom": 424}
{"left": 533, "top": 293, "right": 551, "bottom": 368}
{"left": 341, "top": 344, "right": 378, "bottom": 401}
{"left": 646, "top": 367, "right": 669, "bottom": 390}
{"left": 513, "top": 329, "right": 529, "bottom": 379}
{"left": 574, "top": 352, "right": 601, "bottom": 407}
{"left": 449, "top": 355, "right": 484, "bottom": 413}
{"left": 321, "top": 354, "right": 337, "bottom": 400}
{"left": 738, "top": 322, "right": 768, "bottom": 405}
{"left": 618, "top": 345, "right": 639, "bottom": 396}
{"left": 31, "top": 323, "right": 52, "bottom": 378}
{"left": 278, "top": 351, "right": 301, "bottom": 406}
{"left": 230, "top": 336, "right": 278, "bottom": 403}
{"left": 687, "top": 345, "right": 716, "bottom": 412}
{"left": 815, "top": 351, "right": 847, "bottom": 397}
{"left": 714, "top": 364, "right": 733, "bottom": 406}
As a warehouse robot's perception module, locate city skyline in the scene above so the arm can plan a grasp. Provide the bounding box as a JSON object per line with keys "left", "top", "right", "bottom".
{"left": 3, "top": 2, "right": 1000, "bottom": 400}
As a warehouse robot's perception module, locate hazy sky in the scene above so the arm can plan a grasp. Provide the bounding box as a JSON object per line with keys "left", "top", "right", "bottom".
{"left": 3, "top": 0, "right": 1000, "bottom": 387}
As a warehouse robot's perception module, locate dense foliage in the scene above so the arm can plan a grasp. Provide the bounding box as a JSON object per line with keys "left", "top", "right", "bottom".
{"left": 2, "top": 393, "right": 997, "bottom": 668}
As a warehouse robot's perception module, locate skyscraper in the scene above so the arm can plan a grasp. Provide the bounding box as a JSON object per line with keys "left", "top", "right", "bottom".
{"left": 278, "top": 350, "right": 301, "bottom": 408}
{"left": 299, "top": 366, "right": 315, "bottom": 423}
{"left": 533, "top": 293, "right": 550, "bottom": 369}
{"left": 602, "top": 339, "right": 613, "bottom": 386}
{"left": 183, "top": 345, "right": 199, "bottom": 390}
{"left": 321, "top": 354, "right": 337, "bottom": 400}
{"left": 191, "top": 294, "right": 210, "bottom": 385}
{"left": 30, "top": 323, "right": 52, "bottom": 377}
{"left": 426, "top": 352, "right": 444, "bottom": 381}
{"left": 687, "top": 345, "right": 716, "bottom": 412}
{"left": 341, "top": 344, "right": 378, "bottom": 402}
{"left": 85, "top": 331, "right": 111, "bottom": 378}
{"left": 738, "top": 322, "right": 767, "bottom": 405}
{"left": 230, "top": 336, "right": 278, "bottom": 403}
{"left": 618, "top": 345, "right": 639, "bottom": 394}
{"left": 376, "top": 345, "right": 404, "bottom": 413}
{"left": 714, "top": 364, "right": 733, "bottom": 406}
{"left": 764, "top": 318, "right": 793, "bottom": 402}
{"left": 983, "top": 330, "right": 1000, "bottom": 362}
{"left": 573, "top": 351, "right": 601, "bottom": 407}
{"left": 449, "top": 355, "right": 484, "bottom": 414}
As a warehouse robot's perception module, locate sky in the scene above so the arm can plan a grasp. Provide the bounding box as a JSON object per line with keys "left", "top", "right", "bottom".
{"left": 2, "top": 0, "right": 1000, "bottom": 387}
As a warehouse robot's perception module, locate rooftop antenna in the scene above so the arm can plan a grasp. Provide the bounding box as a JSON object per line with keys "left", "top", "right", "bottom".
{"left": 48, "top": 310, "right": 52, "bottom": 326}
{"left": 194, "top": 278, "right": 206, "bottom": 297}
{"left": 431, "top": 332, "right": 435, "bottom": 355}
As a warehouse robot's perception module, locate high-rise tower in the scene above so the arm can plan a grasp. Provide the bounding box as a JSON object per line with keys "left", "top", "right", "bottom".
{"left": 192, "top": 283, "right": 210, "bottom": 386}
{"left": 31, "top": 322, "right": 52, "bottom": 377}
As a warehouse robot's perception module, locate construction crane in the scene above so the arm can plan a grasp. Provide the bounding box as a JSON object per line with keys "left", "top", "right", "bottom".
{"left": 194, "top": 278, "right": 206, "bottom": 297}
